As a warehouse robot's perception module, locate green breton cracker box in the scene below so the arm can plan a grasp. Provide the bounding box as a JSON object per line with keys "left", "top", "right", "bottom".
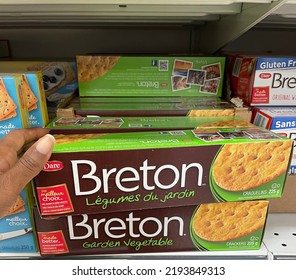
{"left": 76, "top": 55, "right": 225, "bottom": 97}
{"left": 32, "top": 128, "right": 292, "bottom": 219}
{"left": 70, "top": 96, "right": 228, "bottom": 104}
{"left": 69, "top": 99, "right": 236, "bottom": 117}
{"left": 46, "top": 115, "right": 254, "bottom": 135}
{"left": 66, "top": 96, "right": 252, "bottom": 121}
{"left": 33, "top": 200, "right": 269, "bottom": 256}
{"left": 0, "top": 74, "right": 29, "bottom": 139}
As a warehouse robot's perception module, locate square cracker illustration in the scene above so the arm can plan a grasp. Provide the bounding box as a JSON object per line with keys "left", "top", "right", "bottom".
{"left": 0, "top": 77, "right": 17, "bottom": 121}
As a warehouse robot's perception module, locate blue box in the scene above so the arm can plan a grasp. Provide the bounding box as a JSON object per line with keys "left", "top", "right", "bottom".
{"left": 0, "top": 184, "right": 38, "bottom": 253}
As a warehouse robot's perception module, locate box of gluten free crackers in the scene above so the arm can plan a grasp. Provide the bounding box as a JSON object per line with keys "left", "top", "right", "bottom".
{"left": 33, "top": 127, "right": 292, "bottom": 219}
{"left": 227, "top": 54, "right": 296, "bottom": 106}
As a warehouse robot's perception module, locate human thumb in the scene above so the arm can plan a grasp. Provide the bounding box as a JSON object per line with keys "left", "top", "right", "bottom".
{"left": 8, "top": 134, "right": 55, "bottom": 192}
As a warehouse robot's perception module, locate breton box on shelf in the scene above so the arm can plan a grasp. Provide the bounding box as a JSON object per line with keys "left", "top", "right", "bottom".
{"left": 76, "top": 55, "right": 225, "bottom": 98}
{"left": 33, "top": 200, "right": 269, "bottom": 256}
{"left": 0, "top": 74, "right": 28, "bottom": 138}
{"left": 46, "top": 115, "right": 254, "bottom": 134}
{"left": 252, "top": 106, "right": 296, "bottom": 175}
{"left": 70, "top": 99, "right": 237, "bottom": 117}
{"left": 227, "top": 54, "right": 296, "bottom": 106}
{"left": 70, "top": 96, "right": 228, "bottom": 104}
{"left": 33, "top": 127, "right": 292, "bottom": 219}
{"left": 66, "top": 96, "right": 251, "bottom": 121}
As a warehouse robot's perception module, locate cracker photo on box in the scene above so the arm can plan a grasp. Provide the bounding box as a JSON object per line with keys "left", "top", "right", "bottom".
{"left": 0, "top": 77, "right": 17, "bottom": 121}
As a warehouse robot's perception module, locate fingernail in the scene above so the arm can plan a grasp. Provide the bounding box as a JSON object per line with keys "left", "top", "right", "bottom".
{"left": 35, "top": 134, "right": 55, "bottom": 155}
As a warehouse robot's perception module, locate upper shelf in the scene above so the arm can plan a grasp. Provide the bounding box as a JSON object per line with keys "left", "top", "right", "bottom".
{"left": 0, "top": 0, "right": 288, "bottom": 26}
{"left": 0, "top": 1, "right": 294, "bottom": 54}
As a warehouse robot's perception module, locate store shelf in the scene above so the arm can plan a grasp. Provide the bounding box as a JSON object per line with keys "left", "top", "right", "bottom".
{"left": 0, "top": 1, "right": 288, "bottom": 54}
{"left": 0, "top": 1, "right": 244, "bottom": 26}
{"left": 0, "top": 244, "right": 270, "bottom": 260}
{"left": 1, "top": 0, "right": 296, "bottom": 56}
{"left": 0, "top": 1, "right": 286, "bottom": 27}
{"left": 263, "top": 213, "right": 296, "bottom": 260}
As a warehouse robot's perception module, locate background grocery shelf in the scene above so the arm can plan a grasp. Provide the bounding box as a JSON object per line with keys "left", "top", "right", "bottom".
{"left": 0, "top": 0, "right": 295, "bottom": 58}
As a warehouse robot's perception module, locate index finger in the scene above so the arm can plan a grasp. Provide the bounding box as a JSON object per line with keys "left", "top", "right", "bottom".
{"left": 0, "top": 127, "right": 50, "bottom": 153}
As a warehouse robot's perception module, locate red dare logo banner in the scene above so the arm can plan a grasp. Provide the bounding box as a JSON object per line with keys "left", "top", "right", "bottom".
{"left": 43, "top": 161, "right": 64, "bottom": 171}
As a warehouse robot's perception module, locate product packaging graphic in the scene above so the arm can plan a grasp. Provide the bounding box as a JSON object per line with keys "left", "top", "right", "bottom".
{"left": 76, "top": 56, "right": 225, "bottom": 98}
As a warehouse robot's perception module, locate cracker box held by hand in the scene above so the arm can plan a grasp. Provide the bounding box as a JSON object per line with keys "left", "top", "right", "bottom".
{"left": 33, "top": 128, "right": 292, "bottom": 218}
{"left": 33, "top": 200, "right": 269, "bottom": 256}
{"left": 76, "top": 55, "right": 225, "bottom": 97}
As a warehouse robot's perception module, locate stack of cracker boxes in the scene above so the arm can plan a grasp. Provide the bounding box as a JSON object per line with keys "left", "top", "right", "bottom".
{"left": 0, "top": 70, "right": 48, "bottom": 253}
{"left": 226, "top": 54, "right": 296, "bottom": 213}
{"left": 0, "top": 55, "right": 293, "bottom": 257}
{"left": 29, "top": 55, "right": 293, "bottom": 257}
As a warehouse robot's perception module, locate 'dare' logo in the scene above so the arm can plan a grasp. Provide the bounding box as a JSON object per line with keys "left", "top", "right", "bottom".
{"left": 43, "top": 161, "right": 64, "bottom": 172}
{"left": 259, "top": 73, "right": 271, "bottom": 79}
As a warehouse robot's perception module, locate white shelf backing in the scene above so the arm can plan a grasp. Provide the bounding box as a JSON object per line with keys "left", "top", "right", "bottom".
{"left": 197, "top": 0, "right": 287, "bottom": 54}
{"left": 263, "top": 213, "right": 296, "bottom": 259}
{"left": 258, "top": 2, "right": 296, "bottom": 27}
